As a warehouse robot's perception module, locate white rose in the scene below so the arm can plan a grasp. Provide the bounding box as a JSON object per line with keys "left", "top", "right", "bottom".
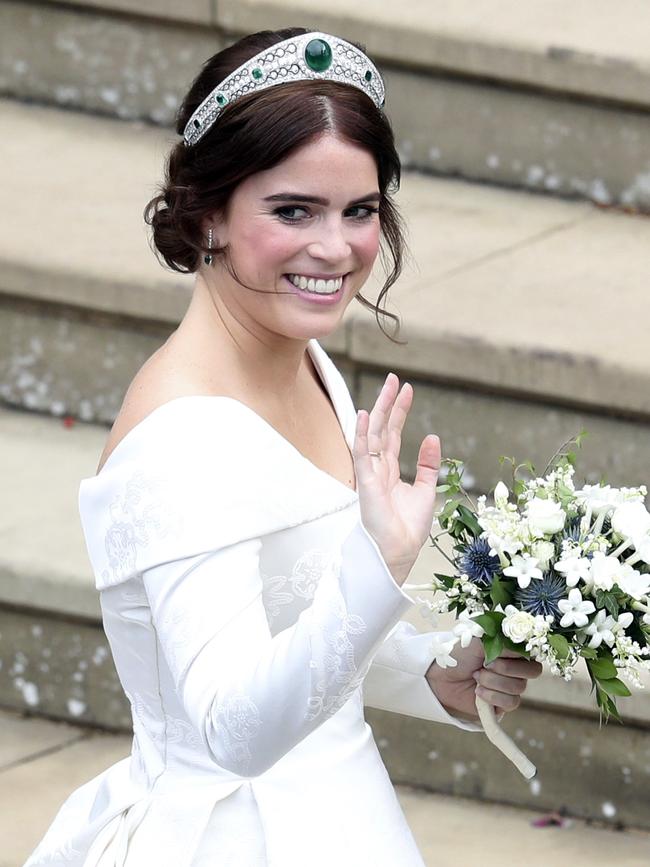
{"left": 501, "top": 605, "right": 536, "bottom": 644}
{"left": 526, "top": 497, "right": 566, "bottom": 538}
{"left": 611, "top": 501, "right": 650, "bottom": 541}
{"left": 530, "top": 540, "right": 555, "bottom": 570}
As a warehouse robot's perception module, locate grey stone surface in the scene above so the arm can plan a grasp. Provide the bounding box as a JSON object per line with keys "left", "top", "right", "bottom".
{"left": 41, "top": 0, "right": 213, "bottom": 25}
{"left": 0, "top": 708, "right": 84, "bottom": 769}
{"left": 0, "top": 298, "right": 171, "bottom": 426}
{"left": 383, "top": 65, "right": 650, "bottom": 210}
{"left": 0, "top": 1, "right": 225, "bottom": 124}
{"left": 368, "top": 702, "right": 650, "bottom": 831}
{"left": 0, "top": 607, "right": 131, "bottom": 729}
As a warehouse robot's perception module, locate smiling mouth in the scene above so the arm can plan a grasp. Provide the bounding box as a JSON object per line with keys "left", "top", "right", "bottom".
{"left": 285, "top": 273, "right": 345, "bottom": 294}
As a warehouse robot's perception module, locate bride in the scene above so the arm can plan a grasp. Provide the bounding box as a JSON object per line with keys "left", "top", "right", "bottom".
{"left": 25, "top": 27, "right": 541, "bottom": 866}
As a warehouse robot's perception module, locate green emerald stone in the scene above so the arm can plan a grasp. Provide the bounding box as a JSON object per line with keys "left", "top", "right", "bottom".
{"left": 364, "top": 70, "right": 372, "bottom": 82}
{"left": 216, "top": 93, "right": 227, "bottom": 106}
{"left": 304, "top": 38, "right": 332, "bottom": 72}
{"left": 252, "top": 67, "right": 263, "bottom": 80}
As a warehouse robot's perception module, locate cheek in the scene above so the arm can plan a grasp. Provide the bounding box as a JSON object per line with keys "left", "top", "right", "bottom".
{"left": 358, "top": 223, "right": 381, "bottom": 264}
{"left": 238, "top": 222, "right": 300, "bottom": 267}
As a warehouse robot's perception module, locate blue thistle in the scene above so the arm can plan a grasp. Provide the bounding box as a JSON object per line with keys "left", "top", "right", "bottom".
{"left": 457, "top": 538, "right": 501, "bottom": 586}
{"left": 515, "top": 571, "right": 566, "bottom": 620}
{"left": 561, "top": 515, "right": 582, "bottom": 544}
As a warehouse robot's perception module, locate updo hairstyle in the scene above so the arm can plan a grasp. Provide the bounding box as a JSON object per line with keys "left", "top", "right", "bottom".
{"left": 144, "top": 27, "right": 409, "bottom": 342}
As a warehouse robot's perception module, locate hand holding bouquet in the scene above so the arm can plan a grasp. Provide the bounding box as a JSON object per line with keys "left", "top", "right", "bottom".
{"left": 414, "top": 435, "right": 650, "bottom": 777}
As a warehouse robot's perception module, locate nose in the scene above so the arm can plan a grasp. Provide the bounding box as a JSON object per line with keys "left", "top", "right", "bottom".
{"left": 305, "top": 216, "right": 352, "bottom": 263}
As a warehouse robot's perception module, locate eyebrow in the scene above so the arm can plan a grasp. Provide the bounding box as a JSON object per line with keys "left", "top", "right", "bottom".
{"left": 263, "top": 192, "right": 381, "bottom": 206}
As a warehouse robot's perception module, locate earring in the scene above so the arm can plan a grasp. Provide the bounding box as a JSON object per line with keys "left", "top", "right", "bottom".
{"left": 204, "top": 227, "right": 213, "bottom": 265}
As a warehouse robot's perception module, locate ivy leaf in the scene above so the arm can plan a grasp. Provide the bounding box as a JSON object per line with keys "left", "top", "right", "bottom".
{"left": 595, "top": 590, "right": 619, "bottom": 619}
{"left": 548, "top": 633, "right": 570, "bottom": 660}
{"left": 587, "top": 656, "right": 618, "bottom": 680}
{"left": 483, "top": 632, "right": 504, "bottom": 665}
{"left": 501, "top": 636, "right": 531, "bottom": 658}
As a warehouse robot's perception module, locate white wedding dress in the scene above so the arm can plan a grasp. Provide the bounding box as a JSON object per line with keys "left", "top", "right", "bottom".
{"left": 24, "top": 337, "right": 479, "bottom": 867}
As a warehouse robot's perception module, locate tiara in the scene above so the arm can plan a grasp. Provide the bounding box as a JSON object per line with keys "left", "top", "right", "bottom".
{"left": 183, "top": 31, "right": 385, "bottom": 147}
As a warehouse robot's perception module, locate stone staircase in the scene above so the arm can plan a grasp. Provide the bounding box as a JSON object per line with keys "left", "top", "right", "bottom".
{"left": 2, "top": 0, "right": 650, "bottom": 832}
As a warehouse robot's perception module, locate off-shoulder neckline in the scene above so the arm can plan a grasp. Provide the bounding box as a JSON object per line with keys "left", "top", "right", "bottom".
{"left": 91, "top": 339, "right": 358, "bottom": 498}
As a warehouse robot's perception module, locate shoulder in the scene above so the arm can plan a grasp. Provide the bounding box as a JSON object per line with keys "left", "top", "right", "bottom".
{"left": 96, "top": 347, "right": 221, "bottom": 475}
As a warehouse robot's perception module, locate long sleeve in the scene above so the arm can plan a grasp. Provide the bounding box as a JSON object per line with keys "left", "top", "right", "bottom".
{"left": 142, "top": 519, "right": 414, "bottom": 778}
{"left": 363, "top": 622, "right": 482, "bottom": 731}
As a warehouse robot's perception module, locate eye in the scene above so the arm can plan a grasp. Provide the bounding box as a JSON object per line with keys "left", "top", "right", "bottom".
{"left": 274, "top": 206, "right": 310, "bottom": 222}
{"left": 347, "top": 205, "right": 379, "bottom": 220}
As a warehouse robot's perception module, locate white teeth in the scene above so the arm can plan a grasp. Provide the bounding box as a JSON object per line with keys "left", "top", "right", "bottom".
{"left": 287, "top": 274, "right": 343, "bottom": 294}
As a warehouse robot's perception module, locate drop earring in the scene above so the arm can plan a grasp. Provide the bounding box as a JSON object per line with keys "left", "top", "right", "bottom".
{"left": 204, "top": 227, "right": 213, "bottom": 265}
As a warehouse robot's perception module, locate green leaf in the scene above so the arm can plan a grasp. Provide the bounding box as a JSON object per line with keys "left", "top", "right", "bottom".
{"left": 548, "top": 633, "right": 570, "bottom": 660}
{"left": 490, "top": 575, "right": 513, "bottom": 607}
{"left": 482, "top": 632, "right": 504, "bottom": 665}
{"left": 501, "top": 636, "right": 531, "bottom": 658}
{"left": 474, "top": 613, "right": 500, "bottom": 637}
{"left": 597, "top": 677, "right": 631, "bottom": 698}
{"left": 455, "top": 505, "right": 482, "bottom": 539}
{"left": 433, "top": 573, "right": 455, "bottom": 589}
{"left": 594, "top": 590, "right": 619, "bottom": 619}
{"left": 579, "top": 646, "right": 598, "bottom": 659}
{"left": 436, "top": 484, "right": 451, "bottom": 493}
{"left": 587, "top": 656, "right": 618, "bottom": 680}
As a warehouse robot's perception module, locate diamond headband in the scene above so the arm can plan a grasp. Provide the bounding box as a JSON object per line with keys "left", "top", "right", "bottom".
{"left": 183, "top": 32, "right": 386, "bottom": 147}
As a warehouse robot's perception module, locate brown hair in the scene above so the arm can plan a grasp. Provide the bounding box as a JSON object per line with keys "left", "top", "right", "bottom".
{"left": 144, "top": 27, "right": 410, "bottom": 343}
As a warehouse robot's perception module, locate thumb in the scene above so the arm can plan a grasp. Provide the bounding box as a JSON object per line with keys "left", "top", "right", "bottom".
{"left": 413, "top": 434, "right": 441, "bottom": 490}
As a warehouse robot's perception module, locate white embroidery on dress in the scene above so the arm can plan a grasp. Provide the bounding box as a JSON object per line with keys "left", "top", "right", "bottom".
{"left": 263, "top": 549, "right": 339, "bottom": 626}
{"left": 305, "top": 579, "right": 368, "bottom": 722}
{"left": 165, "top": 714, "right": 203, "bottom": 748}
{"left": 213, "top": 692, "right": 262, "bottom": 774}
{"left": 102, "top": 471, "right": 183, "bottom": 584}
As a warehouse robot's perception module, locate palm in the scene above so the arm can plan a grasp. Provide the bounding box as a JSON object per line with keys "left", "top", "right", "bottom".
{"left": 353, "top": 373, "right": 440, "bottom": 571}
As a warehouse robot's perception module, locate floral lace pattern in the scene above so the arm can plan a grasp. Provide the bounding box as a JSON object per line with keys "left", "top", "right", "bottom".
{"left": 102, "top": 471, "right": 183, "bottom": 585}
{"left": 262, "top": 548, "right": 339, "bottom": 631}
{"left": 212, "top": 693, "right": 262, "bottom": 775}
{"left": 305, "top": 574, "right": 368, "bottom": 722}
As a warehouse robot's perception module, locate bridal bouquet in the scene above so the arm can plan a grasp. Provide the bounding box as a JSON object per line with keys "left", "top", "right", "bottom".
{"left": 412, "top": 434, "right": 650, "bottom": 778}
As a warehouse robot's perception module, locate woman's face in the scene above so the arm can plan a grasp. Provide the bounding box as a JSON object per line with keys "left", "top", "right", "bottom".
{"left": 208, "top": 131, "right": 381, "bottom": 341}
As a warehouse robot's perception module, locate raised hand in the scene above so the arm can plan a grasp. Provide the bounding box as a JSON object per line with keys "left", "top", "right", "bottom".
{"left": 353, "top": 372, "right": 441, "bottom": 585}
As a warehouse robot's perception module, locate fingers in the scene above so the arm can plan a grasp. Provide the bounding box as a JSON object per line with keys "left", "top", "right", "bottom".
{"left": 473, "top": 656, "right": 542, "bottom": 713}
{"left": 368, "top": 374, "right": 412, "bottom": 458}
{"left": 487, "top": 657, "right": 543, "bottom": 679}
{"left": 413, "top": 433, "right": 441, "bottom": 490}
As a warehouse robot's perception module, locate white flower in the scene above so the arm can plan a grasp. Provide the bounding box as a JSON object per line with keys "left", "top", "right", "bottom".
{"left": 494, "top": 481, "right": 509, "bottom": 509}
{"left": 611, "top": 501, "right": 650, "bottom": 541}
{"left": 502, "top": 605, "right": 536, "bottom": 643}
{"left": 555, "top": 555, "right": 591, "bottom": 588}
{"left": 530, "top": 540, "right": 555, "bottom": 570}
{"left": 616, "top": 612, "right": 634, "bottom": 631}
{"left": 629, "top": 534, "right": 650, "bottom": 566}
{"left": 575, "top": 484, "right": 619, "bottom": 516}
{"left": 526, "top": 497, "right": 566, "bottom": 537}
{"left": 429, "top": 634, "right": 458, "bottom": 668}
{"left": 558, "top": 588, "right": 596, "bottom": 628}
{"left": 453, "top": 610, "right": 485, "bottom": 648}
{"left": 503, "top": 554, "right": 543, "bottom": 589}
{"left": 584, "top": 609, "right": 616, "bottom": 648}
{"left": 589, "top": 552, "right": 620, "bottom": 592}
{"left": 616, "top": 566, "right": 650, "bottom": 601}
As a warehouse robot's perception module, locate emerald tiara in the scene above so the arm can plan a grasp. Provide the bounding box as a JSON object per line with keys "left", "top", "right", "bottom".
{"left": 183, "top": 31, "right": 386, "bottom": 147}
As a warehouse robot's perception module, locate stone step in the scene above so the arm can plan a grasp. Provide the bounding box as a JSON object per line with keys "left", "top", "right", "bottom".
{"left": 1, "top": 1, "right": 650, "bottom": 208}
{"left": 2, "top": 96, "right": 650, "bottom": 500}
{"left": 1, "top": 402, "right": 650, "bottom": 831}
